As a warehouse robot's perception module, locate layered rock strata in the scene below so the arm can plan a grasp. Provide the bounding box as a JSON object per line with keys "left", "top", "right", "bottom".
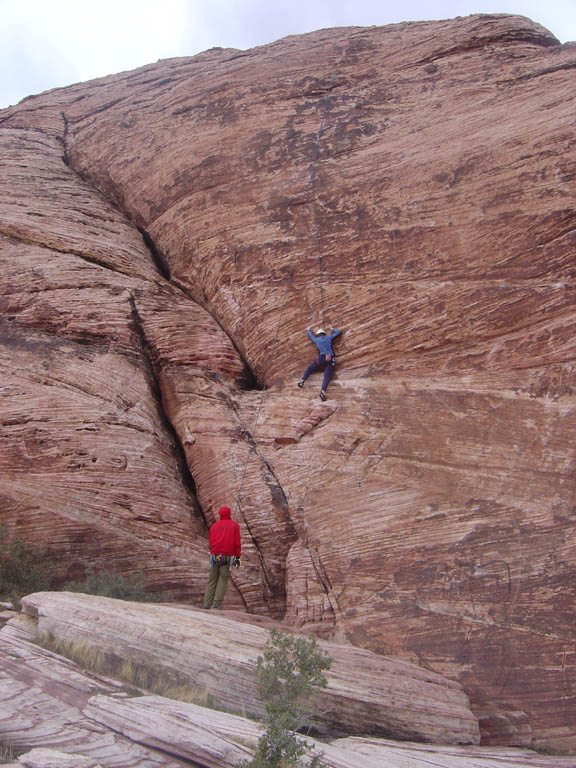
{"left": 0, "top": 616, "right": 188, "bottom": 767}
{"left": 2, "top": 601, "right": 575, "bottom": 768}
{"left": 19, "top": 591, "right": 481, "bottom": 744}
{"left": 13, "top": 750, "right": 103, "bottom": 768}
{"left": 0, "top": 12, "right": 575, "bottom": 749}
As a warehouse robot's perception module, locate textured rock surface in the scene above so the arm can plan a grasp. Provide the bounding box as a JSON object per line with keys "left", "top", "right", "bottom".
{"left": 19, "top": 591, "right": 480, "bottom": 744}
{"left": 331, "top": 737, "right": 576, "bottom": 767}
{"left": 17, "top": 749, "right": 103, "bottom": 768}
{"left": 2, "top": 603, "right": 573, "bottom": 768}
{"left": 86, "top": 694, "right": 576, "bottom": 768}
{"left": 0, "top": 12, "right": 575, "bottom": 750}
{"left": 84, "top": 695, "right": 256, "bottom": 768}
{"left": 0, "top": 616, "right": 189, "bottom": 766}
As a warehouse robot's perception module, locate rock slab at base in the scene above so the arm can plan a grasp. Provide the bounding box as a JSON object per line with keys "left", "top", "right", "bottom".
{"left": 20, "top": 591, "right": 480, "bottom": 745}
{"left": 2, "top": 607, "right": 574, "bottom": 768}
{"left": 17, "top": 749, "right": 103, "bottom": 768}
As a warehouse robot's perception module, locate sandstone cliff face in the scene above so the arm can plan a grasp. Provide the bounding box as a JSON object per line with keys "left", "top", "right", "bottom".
{"left": 0, "top": 14, "right": 575, "bottom": 750}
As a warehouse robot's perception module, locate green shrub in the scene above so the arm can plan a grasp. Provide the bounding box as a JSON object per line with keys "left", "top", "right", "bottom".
{"left": 0, "top": 526, "right": 166, "bottom": 605}
{"left": 0, "top": 524, "right": 56, "bottom": 600}
{"left": 239, "top": 629, "right": 332, "bottom": 768}
{"left": 64, "top": 566, "right": 167, "bottom": 602}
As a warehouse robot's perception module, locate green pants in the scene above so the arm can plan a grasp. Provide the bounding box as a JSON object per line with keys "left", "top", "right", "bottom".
{"left": 203, "top": 558, "right": 231, "bottom": 609}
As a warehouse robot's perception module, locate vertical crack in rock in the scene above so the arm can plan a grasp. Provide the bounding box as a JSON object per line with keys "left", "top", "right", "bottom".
{"left": 60, "top": 110, "right": 264, "bottom": 391}
{"left": 128, "top": 294, "right": 207, "bottom": 529}
{"left": 239, "top": 497, "right": 277, "bottom": 598}
{"left": 56, "top": 116, "right": 224, "bottom": 533}
{"left": 225, "top": 392, "right": 298, "bottom": 611}
{"left": 292, "top": 445, "right": 343, "bottom": 621}
{"left": 60, "top": 111, "right": 209, "bottom": 528}
{"left": 310, "top": 545, "right": 341, "bottom": 622}
{"left": 226, "top": 393, "right": 293, "bottom": 525}
{"left": 59, "top": 110, "right": 70, "bottom": 165}
{"left": 57, "top": 119, "right": 280, "bottom": 613}
{"left": 138, "top": 225, "right": 171, "bottom": 281}
{"left": 170, "top": 277, "right": 264, "bottom": 392}
{"left": 56, "top": 106, "right": 317, "bottom": 616}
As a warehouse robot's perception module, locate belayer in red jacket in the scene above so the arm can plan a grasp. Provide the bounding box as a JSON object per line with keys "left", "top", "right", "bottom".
{"left": 203, "top": 505, "right": 242, "bottom": 609}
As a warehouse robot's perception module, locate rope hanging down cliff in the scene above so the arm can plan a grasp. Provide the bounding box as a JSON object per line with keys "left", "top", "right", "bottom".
{"left": 307, "top": 73, "right": 336, "bottom": 327}
{"left": 234, "top": 74, "right": 339, "bottom": 513}
{"left": 233, "top": 267, "right": 292, "bottom": 515}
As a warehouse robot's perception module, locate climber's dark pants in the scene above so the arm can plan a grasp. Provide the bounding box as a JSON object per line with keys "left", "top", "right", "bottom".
{"left": 301, "top": 355, "right": 335, "bottom": 391}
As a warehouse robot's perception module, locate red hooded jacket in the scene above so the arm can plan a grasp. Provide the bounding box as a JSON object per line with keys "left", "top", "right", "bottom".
{"left": 209, "top": 506, "right": 242, "bottom": 557}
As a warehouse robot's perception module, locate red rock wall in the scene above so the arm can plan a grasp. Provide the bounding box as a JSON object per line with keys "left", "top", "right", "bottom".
{"left": 1, "top": 14, "right": 575, "bottom": 750}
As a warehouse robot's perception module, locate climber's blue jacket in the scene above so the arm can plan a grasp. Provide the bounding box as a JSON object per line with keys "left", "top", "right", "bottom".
{"left": 307, "top": 328, "right": 341, "bottom": 356}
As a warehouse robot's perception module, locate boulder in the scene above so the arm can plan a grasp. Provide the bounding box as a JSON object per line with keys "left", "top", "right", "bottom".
{"left": 20, "top": 591, "right": 480, "bottom": 745}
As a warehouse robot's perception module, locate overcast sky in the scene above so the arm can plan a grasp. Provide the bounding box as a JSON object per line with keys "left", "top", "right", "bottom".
{"left": 1, "top": 0, "right": 575, "bottom": 110}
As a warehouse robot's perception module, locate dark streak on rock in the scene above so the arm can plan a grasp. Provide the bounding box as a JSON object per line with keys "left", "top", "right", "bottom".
{"left": 499, "top": 60, "right": 576, "bottom": 84}
{"left": 138, "top": 226, "right": 171, "bottom": 280}
{"left": 128, "top": 294, "right": 207, "bottom": 531}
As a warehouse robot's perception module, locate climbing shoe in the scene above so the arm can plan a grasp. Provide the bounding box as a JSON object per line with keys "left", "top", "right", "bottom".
{"left": 319, "top": 390, "right": 327, "bottom": 401}
{"left": 297, "top": 380, "right": 304, "bottom": 388}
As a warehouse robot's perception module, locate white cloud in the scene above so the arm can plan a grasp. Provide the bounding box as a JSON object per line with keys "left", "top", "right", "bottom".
{"left": 0, "top": 0, "right": 191, "bottom": 107}
{"left": 0, "top": 0, "right": 574, "bottom": 109}
{"left": 187, "top": 0, "right": 576, "bottom": 49}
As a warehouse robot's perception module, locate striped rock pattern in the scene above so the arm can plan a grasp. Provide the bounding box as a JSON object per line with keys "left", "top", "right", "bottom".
{"left": 0, "top": 615, "right": 188, "bottom": 767}
{"left": 19, "top": 591, "right": 481, "bottom": 745}
{"left": 1, "top": 601, "right": 574, "bottom": 768}
{"left": 0, "top": 13, "right": 575, "bottom": 750}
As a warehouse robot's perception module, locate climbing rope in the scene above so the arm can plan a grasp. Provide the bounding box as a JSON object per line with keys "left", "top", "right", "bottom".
{"left": 307, "top": 73, "right": 335, "bottom": 325}
{"left": 233, "top": 70, "right": 341, "bottom": 513}
{"left": 233, "top": 267, "right": 293, "bottom": 515}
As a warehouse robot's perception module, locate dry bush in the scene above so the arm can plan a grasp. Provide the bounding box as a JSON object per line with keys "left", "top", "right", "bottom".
{"left": 39, "top": 632, "right": 212, "bottom": 706}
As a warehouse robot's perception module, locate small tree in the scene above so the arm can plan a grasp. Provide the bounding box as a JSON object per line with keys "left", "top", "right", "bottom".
{"left": 240, "top": 629, "right": 332, "bottom": 768}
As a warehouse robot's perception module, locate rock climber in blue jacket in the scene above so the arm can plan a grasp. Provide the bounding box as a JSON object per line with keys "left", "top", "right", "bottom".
{"left": 297, "top": 326, "right": 341, "bottom": 400}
